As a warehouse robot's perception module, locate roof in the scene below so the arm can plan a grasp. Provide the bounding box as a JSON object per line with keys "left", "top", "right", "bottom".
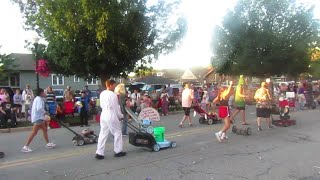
{"left": 181, "top": 69, "right": 198, "bottom": 80}
{"left": 9, "top": 53, "right": 34, "bottom": 71}
{"left": 136, "top": 75, "right": 176, "bottom": 84}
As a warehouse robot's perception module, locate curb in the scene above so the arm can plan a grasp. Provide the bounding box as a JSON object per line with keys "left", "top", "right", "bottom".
{"left": 0, "top": 119, "right": 97, "bottom": 134}
{"left": 0, "top": 110, "right": 186, "bottom": 134}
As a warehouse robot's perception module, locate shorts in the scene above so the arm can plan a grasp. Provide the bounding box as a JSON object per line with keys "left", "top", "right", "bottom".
{"left": 183, "top": 107, "right": 191, "bottom": 116}
{"left": 236, "top": 106, "right": 245, "bottom": 110}
{"left": 219, "top": 106, "right": 230, "bottom": 118}
{"left": 256, "top": 108, "right": 271, "bottom": 118}
{"left": 33, "top": 119, "right": 44, "bottom": 125}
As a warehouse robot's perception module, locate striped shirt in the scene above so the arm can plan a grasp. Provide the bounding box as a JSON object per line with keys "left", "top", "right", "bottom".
{"left": 46, "top": 92, "right": 55, "bottom": 103}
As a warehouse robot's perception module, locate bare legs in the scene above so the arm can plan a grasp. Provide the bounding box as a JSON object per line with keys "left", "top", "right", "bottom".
{"left": 257, "top": 117, "right": 272, "bottom": 130}
{"left": 230, "top": 109, "right": 247, "bottom": 124}
{"left": 25, "top": 122, "right": 49, "bottom": 146}
{"left": 179, "top": 115, "right": 192, "bottom": 127}
{"left": 221, "top": 117, "right": 231, "bottom": 133}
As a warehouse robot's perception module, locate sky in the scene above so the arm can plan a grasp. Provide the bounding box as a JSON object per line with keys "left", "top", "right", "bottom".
{"left": 0, "top": 0, "right": 319, "bottom": 70}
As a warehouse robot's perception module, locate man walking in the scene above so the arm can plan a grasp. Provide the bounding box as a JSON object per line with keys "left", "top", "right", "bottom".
{"left": 95, "top": 80, "right": 126, "bottom": 160}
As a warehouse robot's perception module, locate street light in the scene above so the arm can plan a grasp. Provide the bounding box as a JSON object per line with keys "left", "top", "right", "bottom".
{"left": 34, "top": 37, "right": 40, "bottom": 90}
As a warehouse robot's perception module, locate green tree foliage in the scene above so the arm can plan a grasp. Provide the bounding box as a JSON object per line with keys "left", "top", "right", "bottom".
{"left": 0, "top": 48, "right": 16, "bottom": 74}
{"left": 310, "top": 47, "right": 320, "bottom": 78}
{"left": 14, "top": 0, "right": 187, "bottom": 82}
{"left": 211, "top": 0, "right": 320, "bottom": 77}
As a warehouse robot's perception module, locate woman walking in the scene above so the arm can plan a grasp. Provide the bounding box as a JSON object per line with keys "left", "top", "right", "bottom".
{"left": 115, "top": 83, "right": 128, "bottom": 136}
{"left": 179, "top": 83, "right": 194, "bottom": 127}
{"left": 254, "top": 82, "right": 273, "bottom": 131}
{"left": 214, "top": 81, "right": 233, "bottom": 142}
{"left": 21, "top": 88, "right": 56, "bottom": 152}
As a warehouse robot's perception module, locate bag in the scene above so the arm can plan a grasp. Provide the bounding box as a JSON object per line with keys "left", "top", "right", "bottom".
{"left": 49, "top": 120, "right": 61, "bottom": 129}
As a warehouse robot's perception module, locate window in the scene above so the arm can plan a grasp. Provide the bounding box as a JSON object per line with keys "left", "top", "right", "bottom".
{"left": 74, "top": 75, "right": 80, "bottom": 82}
{"left": 52, "top": 74, "right": 64, "bottom": 86}
{"left": 87, "top": 78, "right": 98, "bottom": 85}
{"left": 10, "top": 73, "right": 20, "bottom": 87}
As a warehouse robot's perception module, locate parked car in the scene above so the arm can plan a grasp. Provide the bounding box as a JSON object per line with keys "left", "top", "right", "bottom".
{"left": 52, "top": 89, "right": 64, "bottom": 102}
{"left": 141, "top": 84, "right": 163, "bottom": 93}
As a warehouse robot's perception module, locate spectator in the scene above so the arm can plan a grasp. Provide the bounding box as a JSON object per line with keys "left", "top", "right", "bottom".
{"left": 297, "top": 83, "right": 306, "bottom": 110}
{"left": 150, "top": 89, "right": 159, "bottom": 109}
{"left": 0, "top": 96, "right": 17, "bottom": 128}
{"left": 22, "top": 84, "right": 34, "bottom": 120}
{"left": 79, "top": 91, "right": 90, "bottom": 127}
{"left": 0, "top": 88, "right": 8, "bottom": 104}
{"left": 64, "top": 86, "right": 74, "bottom": 102}
{"left": 83, "top": 85, "right": 92, "bottom": 99}
{"left": 45, "top": 86, "right": 56, "bottom": 115}
{"left": 131, "top": 89, "right": 141, "bottom": 113}
{"left": 160, "top": 91, "right": 169, "bottom": 116}
{"left": 13, "top": 89, "right": 23, "bottom": 119}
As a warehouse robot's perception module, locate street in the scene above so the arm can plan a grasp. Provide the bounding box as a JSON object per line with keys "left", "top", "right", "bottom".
{"left": 0, "top": 105, "right": 320, "bottom": 180}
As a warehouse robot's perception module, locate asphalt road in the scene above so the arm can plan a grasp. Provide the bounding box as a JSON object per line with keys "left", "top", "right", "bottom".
{"left": 0, "top": 105, "right": 320, "bottom": 180}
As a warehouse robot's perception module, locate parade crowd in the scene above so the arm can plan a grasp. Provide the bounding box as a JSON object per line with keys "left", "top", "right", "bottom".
{"left": 0, "top": 77, "right": 319, "bottom": 156}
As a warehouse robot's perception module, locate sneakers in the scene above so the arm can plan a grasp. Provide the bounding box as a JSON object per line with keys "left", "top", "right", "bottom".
{"left": 258, "top": 127, "right": 262, "bottom": 131}
{"left": 268, "top": 125, "right": 274, "bottom": 129}
{"left": 215, "top": 132, "right": 222, "bottom": 142}
{"left": 21, "top": 146, "right": 33, "bottom": 153}
{"left": 114, "top": 152, "right": 127, "bottom": 157}
{"left": 95, "top": 154, "right": 105, "bottom": 160}
{"left": 46, "top": 142, "right": 56, "bottom": 148}
{"left": 221, "top": 133, "right": 228, "bottom": 140}
{"left": 179, "top": 124, "right": 183, "bottom": 128}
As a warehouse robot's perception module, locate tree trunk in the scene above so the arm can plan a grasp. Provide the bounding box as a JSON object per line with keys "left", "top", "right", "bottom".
{"left": 100, "top": 74, "right": 111, "bottom": 90}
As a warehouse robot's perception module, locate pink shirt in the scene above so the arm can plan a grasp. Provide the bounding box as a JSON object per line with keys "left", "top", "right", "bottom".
{"left": 182, "top": 88, "right": 194, "bottom": 107}
{"left": 0, "top": 94, "right": 7, "bottom": 104}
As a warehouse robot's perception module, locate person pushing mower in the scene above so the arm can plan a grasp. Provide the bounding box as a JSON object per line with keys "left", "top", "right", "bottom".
{"left": 230, "top": 75, "right": 249, "bottom": 125}
{"left": 214, "top": 81, "right": 233, "bottom": 142}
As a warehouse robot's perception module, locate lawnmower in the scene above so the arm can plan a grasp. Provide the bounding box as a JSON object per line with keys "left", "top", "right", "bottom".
{"left": 59, "top": 121, "right": 98, "bottom": 146}
{"left": 123, "top": 120, "right": 176, "bottom": 152}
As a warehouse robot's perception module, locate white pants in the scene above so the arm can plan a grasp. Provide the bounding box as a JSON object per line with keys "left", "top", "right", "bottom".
{"left": 96, "top": 118, "right": 123, "bottom": 156}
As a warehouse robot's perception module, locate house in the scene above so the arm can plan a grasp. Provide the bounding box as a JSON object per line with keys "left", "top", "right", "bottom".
{"left": 2, "top": 53, "right": 102, "bottom": 91}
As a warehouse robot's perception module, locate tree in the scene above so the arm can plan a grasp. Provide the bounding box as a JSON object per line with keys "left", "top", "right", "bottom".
{"left": 0, "top": 48, "right": 16, "bottom": 75}
{"left": 211, "top": 0, "right": 320, "bottom": 78}
{"left": 14, "top": 0, "right": 187, "bottom": 83}
{"left": 309, "top": 47, "right": 320, "bottom": 78}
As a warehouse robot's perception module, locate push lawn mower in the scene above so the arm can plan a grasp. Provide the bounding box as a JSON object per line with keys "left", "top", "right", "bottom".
{"left": 232, "top": 126, "right": 252, "bottom": 136}
{"left": 59, "top": 121, "right": 98, "bottom": 146}
{"left": 123, "top": 119, "right": 177, "bottom": 152}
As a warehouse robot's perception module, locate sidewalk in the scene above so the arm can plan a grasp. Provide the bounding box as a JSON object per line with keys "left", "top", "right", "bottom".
{"left": 0, "top": 109, "right": 184, "bottom": 134}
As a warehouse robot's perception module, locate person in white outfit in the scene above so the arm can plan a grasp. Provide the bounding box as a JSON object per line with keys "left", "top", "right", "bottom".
{"left": 95, "top": 80, "right": 126, "bottom": 160}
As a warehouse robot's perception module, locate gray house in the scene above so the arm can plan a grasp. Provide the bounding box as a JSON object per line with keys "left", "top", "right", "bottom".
{"left": 2, "top": 53, "right": 102, "bottom": 91}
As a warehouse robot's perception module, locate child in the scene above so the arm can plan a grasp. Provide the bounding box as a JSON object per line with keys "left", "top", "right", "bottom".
{"left": 13, "top": 89, "right": 23, "bottom": 119}
{"left": 79, "top": 91, "right": 90, "bottom": 127}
